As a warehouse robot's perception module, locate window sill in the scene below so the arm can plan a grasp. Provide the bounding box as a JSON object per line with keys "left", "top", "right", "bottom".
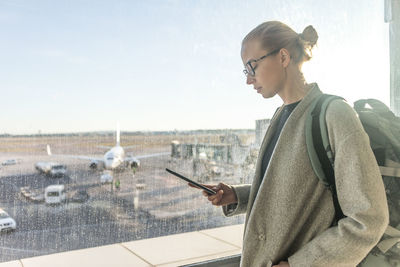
{"left": 0, "top": 224, "right": 244, "bottom": 267}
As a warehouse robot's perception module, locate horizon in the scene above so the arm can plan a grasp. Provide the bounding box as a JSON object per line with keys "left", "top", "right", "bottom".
{"left": 0, "top": 127, "right": 256, "bottom": 137}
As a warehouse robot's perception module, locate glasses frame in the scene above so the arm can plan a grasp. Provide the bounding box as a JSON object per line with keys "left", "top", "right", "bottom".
{"left": 243, "top": 48, "right": 281, "bottom": 77}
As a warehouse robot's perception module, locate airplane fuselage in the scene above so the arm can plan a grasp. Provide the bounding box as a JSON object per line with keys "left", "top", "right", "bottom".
{"left": 104, "top": 146, "right": 125, "bottom": 170}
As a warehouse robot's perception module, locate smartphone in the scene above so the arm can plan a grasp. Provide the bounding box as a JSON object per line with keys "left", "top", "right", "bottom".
{"left": 165, "top": 168, "right": 217, "bottom": 195}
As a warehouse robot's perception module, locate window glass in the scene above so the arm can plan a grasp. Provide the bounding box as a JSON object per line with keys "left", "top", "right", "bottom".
{"left": 0, "top": 0, "right": 389, "bottom": 262}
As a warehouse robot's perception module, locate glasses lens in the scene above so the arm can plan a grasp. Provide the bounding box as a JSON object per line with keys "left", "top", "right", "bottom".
{"left": 244, "top": 62, "right": 255, "bottom": 76}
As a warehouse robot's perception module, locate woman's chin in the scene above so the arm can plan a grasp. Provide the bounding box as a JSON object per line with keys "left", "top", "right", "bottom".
{"left": 261, "top": 91, "right": 275, "bottom": 99}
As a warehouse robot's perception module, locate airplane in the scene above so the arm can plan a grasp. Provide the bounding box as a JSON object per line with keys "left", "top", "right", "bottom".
{"left": 46, "top": 126, "right": 170, "bottom": 171}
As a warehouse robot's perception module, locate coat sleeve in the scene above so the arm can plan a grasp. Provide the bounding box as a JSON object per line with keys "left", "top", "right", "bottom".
{"left": 288, "top": 100, "right": 389, "bottom": 266}
{"left": 222, "top": 184, "right": 251, "bottom": 216}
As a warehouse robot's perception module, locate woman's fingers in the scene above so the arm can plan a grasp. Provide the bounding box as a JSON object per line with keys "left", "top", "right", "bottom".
{"left": 187, "top": 183, "right": 218, "bottom": 195}
{"left": 187, "top": 182, "right": 232, "bottom": 206}
{"left": 208, "top": 189, "right": 224, "bottom": 205}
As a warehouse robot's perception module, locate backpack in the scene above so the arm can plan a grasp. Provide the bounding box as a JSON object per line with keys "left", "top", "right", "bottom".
{"left": 306, "top": 94, "right": 400, "bottom": 266}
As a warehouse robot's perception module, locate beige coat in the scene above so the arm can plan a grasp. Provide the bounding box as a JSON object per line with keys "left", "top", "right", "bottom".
{"left": 224, "top": 84, "right": 389, "bottom": 267}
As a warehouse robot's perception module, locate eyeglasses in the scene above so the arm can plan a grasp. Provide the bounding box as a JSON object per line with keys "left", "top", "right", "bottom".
{"left": 243, "top": 48, "right": 281, "bottom": 77}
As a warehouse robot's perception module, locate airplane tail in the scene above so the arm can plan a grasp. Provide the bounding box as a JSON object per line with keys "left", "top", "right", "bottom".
{"left": 116, "top": 122, "right": 120, "bottom": 146}
{"left": 46, "top": 145, "right": 52, "bottom": 156}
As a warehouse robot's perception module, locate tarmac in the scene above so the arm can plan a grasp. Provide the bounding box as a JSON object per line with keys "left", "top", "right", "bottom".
{"left": 0, "top": 150, "right": 245, "bottom": 262}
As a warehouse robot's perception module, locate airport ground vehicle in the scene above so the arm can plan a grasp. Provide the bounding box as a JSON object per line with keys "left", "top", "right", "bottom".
{"left": 71, "top": 190, "right": 89, "bottom": 203}
{"left": 100, "top": 171, "right": 113, "bottom": 183}
{"left": 45, "top": 185, "right": 66, "bottom": 204}
{"left": 0, "top": 209, "right": 16, "bottom": 232}
{"left": 35, "top": 162, "right": 66, "bottom": 177}
{"left": 2, "top": 159, "right": 18, "bottom": 166}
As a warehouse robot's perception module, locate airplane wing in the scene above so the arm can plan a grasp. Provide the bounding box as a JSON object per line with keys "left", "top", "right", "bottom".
{"left": 47, "top": 145, "right": 104, "bottom": 162}
{"left": 60, "top": 155, "right": 104, "bottom": 162}
{"left": 126, "top": 152, "right": 170, "bottom": 161}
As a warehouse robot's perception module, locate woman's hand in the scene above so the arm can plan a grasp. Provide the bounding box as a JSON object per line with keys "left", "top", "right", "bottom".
{"left": 272, "top": 261, "right": 290, "bottom": 267}
{"left": 188, "top": 182, "right": 238, "bottom": 206}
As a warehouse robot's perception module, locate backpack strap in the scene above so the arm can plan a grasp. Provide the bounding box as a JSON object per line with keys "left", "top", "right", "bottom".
{"left": 377, "top": 225, "right": 400, "bottom": 253}
{"left": 305, "top": 94, "right": 345, "bottom": 224}
{"left": 380, "top": 166, "right": 400, "bottom": 177}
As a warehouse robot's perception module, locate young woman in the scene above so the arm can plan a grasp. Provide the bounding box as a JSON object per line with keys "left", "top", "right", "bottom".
{"left": 194, "top": 21, "right": 389, "bottom": 267}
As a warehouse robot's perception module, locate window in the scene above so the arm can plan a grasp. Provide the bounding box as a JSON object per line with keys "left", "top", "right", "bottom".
{"left": 0, "top": 0, "right": 390, "bottom": 263}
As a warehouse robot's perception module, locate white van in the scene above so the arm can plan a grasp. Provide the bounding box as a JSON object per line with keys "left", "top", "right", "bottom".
{"left": 100, "top": 170, "right": 113, "bottom": 184}
{"left": 45, "top": 185, "right": 66, "bottom": 204}
{"left": 0, "top": 209, "right": 16, "bottom": 232}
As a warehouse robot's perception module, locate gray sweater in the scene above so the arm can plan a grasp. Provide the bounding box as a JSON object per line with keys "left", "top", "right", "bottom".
{"left": 224, "top": 84, "right": 389, "bottom": 267}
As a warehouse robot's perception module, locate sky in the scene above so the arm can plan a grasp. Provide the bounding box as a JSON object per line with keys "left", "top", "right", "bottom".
{"left": 0, "top": 0, "right": 390, "bottom": 134}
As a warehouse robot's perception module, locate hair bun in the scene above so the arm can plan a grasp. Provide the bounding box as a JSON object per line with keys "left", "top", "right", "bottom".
{"left": 300, "top": 25, "right": 318, "bottom": 46}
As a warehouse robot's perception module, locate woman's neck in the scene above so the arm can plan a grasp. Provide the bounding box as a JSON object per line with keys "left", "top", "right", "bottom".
{"left": 278, "top": 69, "right": 310, "bottom": 105}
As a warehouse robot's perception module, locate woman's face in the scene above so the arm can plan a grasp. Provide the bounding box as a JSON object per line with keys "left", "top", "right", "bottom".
{"left": 241, "top": 39, "right": 284, "bottom": 99}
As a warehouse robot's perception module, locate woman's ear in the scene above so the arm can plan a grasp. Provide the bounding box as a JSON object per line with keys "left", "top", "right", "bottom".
{"left": 280, "top": 48, "right": 291, "bottom": 68}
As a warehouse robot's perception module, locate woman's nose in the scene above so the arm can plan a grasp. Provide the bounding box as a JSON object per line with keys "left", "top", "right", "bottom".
{"left": 246, "top": 75, "right": 254, "bottom": 85}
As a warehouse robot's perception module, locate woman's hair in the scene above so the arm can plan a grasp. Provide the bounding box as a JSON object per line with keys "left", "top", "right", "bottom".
{"left": 242, "top": 21, "right": 318, "bottom": 64}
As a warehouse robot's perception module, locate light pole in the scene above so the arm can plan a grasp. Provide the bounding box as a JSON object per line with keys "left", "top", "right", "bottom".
{"left": 133, "top": 167, "right": 146, "bottom": 211}
{"left": 132, "top": 168, "right": 138, "bottom": 210}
